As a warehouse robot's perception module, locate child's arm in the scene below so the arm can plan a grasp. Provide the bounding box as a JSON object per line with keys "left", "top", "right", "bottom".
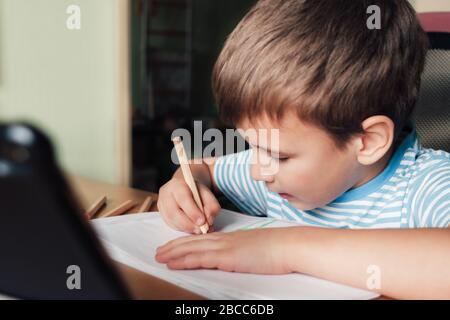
{"left": 155, "top": 226, "right": 450, "bottom": 299}
{"left": 286, "top": 226, "right": 450, "bottom": 299}
{"left": 172, "top": 157, "right": 221, "bottom": 195}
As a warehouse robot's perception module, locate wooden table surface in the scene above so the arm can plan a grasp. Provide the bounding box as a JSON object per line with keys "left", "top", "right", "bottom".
{"left": 69, "top": 175, "right": 159, "bottom": 215}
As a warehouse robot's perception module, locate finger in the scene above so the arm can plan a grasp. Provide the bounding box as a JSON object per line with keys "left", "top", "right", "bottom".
{"left": 197, "top": 184, "right": 221, "bottom": 226}
{"left": 156, "top": 232, "right": 222, "bottom": 255}
{"left": 160, "top": 196, "right": 199, "bottom": 234}
{"left": 172, "top": 187, "right": 206, "bottom": 227}
{"left": 155, "top": 239, "right": 222, "bottom": 263}
{"left": 166, "top": 251, "right": 221, "bottom": 270}
{"left": 157, "top": 201, "right": 177, "bottom": 231}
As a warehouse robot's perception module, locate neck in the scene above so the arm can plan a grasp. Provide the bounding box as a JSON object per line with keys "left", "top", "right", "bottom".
{"left": 352, "top": 144, "right": 396, "bottom": 189}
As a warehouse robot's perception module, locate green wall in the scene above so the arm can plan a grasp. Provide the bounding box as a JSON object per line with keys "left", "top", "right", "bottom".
{"left": 0, "top": 0, "right": 122, "bottom": 184}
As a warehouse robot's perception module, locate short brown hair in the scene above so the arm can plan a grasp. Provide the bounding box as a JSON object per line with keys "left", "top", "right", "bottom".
{"left": 212, "top": 0, "right": 428, "bottom": 147}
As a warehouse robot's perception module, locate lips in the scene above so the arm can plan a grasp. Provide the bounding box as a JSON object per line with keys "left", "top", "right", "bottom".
{"left": 267, "top": 186, "right": 294, "bottom": 200}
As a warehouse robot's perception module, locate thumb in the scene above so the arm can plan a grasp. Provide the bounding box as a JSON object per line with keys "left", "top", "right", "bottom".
{"left": 197, "top": 183, "right": 221, "bottom": 226}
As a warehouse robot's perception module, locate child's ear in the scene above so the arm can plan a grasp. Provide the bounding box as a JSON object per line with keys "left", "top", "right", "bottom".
{"left": 355, "top": 116, "right": 395, "bottom": 166}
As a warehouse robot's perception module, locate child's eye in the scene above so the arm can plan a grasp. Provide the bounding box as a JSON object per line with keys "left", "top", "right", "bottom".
{"left": 273, "top": 156, "right": 289, "bottom": 162}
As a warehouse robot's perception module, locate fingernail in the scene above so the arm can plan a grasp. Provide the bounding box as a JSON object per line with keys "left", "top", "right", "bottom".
{"left": 196, "top": 218, "right": 204, "bottom": 226}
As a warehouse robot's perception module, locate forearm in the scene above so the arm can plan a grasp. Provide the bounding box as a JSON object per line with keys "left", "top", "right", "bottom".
{"left": 173, "top": 158, "right": 214, "bottom": 189}
{"left": 285, "top": 227, "right": 450, "bottom": 299}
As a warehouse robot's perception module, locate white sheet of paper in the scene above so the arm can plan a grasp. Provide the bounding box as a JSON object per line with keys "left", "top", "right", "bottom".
{"left": 91, "top": 209, "right": 379, "bottom": 300}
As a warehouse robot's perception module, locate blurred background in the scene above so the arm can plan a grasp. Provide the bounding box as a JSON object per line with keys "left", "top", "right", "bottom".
{"left": 0, "top": 0, "right": 448, "bottom": 193}
{"left": 130, "top": 0, "right": 255, "bottom": 191}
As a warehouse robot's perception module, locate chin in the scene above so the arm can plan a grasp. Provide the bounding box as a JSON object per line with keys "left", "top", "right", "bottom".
{"left": 285, "top": 198, "right": 318, "bottom": 211}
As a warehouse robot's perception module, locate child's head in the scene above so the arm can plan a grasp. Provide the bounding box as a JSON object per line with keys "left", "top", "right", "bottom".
{"left": 212, "top": 0, "right": 428, "bottom": 210}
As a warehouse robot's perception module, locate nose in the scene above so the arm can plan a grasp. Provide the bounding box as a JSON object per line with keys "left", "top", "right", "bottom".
{"left": 251, "top": 164, "right": 275, "bottom": 183}
{"left": 250, "top": 151, "right": 276, "bottom": 183}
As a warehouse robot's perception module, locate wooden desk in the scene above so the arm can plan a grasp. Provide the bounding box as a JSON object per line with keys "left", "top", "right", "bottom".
{"left": 69, "top": 175, "right": 205, "bottom": 300}
{"left": 70, "top": 175, "right": 388, "bottom": 300}
{"left": 70, "top": 175, "right": 159, "bottom": 215}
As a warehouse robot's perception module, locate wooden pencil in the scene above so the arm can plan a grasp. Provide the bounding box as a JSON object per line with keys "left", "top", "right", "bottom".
{"left": 85, "top": 196, "right": 107, "bottom": 219}
{"left": 172, "top": 136, "right": 209, "bottom": 234}
{"left": 137, "top": 195, "right": 153, "bottom": 213}
{"left": 98, "top": 200, "right": 135, "bottom": 218}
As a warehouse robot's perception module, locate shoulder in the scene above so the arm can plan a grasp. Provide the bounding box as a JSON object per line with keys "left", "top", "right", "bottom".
{"left": 214, "top": 149, "right": 253, "bottom": 179}
{"left": 405, "top": 148, "right": 450, "bottom": 228}
{"left": 408, "top": 148, "right": 450, "bottom": 182}
{"left": 214, "top": 149, "right": 268, "bottom": 217}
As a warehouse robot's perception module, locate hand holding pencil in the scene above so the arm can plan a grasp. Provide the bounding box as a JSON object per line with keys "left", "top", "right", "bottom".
{"left": 156, "top": 137, "right": 221, "bottom": 235}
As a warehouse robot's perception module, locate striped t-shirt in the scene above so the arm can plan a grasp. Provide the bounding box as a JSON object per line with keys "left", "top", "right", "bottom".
{"left": 213, "top": 128, "right": 450, "bottom": 229}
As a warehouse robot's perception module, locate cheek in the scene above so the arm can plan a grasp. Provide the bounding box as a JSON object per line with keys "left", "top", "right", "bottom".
{"left": 279, "top": 161, "right": 315, "bottom": 189}
{"left": 311, "top": 153, "right": 358, "bottom": 196}
{"left": 283, "top": 155, "right": 351, "bottom": 195}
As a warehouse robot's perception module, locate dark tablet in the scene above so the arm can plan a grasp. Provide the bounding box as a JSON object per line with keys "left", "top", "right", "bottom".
{"left": 0, "top": 123, "right": 130, "bottom": 299}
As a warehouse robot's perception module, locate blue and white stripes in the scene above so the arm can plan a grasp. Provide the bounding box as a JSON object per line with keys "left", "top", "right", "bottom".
{"left": 214, "top": 130, "right": 450, "bottom": 229}
{"left": 215, "top": 149, "right": 267, "bottom": 217}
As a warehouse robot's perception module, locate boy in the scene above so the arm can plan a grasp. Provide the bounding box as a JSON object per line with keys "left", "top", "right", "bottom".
{"left": 155, "top": 0, "right": 450, "bottom": 299}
